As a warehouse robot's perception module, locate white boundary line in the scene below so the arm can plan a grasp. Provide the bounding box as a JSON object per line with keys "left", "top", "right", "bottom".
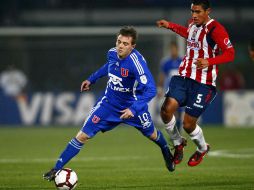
{"left": 209, "top": 148, "right": 254, "bottom": 158}
{"left": 0, "top": 156, "right": 144, "bottom": 163}
{"left": 1, "top": 149, "right": 254, "bottom": 163}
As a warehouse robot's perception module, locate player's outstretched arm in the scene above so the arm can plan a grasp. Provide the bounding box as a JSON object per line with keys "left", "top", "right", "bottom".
{"left": 156, "top": 19, "right": 188, "bottom": 39}
{"left": 156, "top": 19, "right": 170, "bottom": 28}
{"left": 80, "top": 80, "right": 91, "bottom": 92}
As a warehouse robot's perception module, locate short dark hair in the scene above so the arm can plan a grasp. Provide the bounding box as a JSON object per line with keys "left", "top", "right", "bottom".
{"left": 117, "top": 26, "right": 138, "bottom": 45}
{"left": 192, "top": 0, "right": 210, "bottom": 10}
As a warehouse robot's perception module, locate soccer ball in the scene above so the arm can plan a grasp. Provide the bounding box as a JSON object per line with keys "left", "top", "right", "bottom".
{"left": 54, "top": 168, "right": 78, "bottom": 190}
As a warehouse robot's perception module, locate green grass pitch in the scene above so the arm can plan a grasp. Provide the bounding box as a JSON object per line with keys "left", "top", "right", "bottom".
{"left": 0, "top": 126, "right": 254, "bottom": 190}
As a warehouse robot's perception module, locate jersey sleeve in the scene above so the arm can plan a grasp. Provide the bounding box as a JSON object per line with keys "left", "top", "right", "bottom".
{"left": 128, "top": 54, "right": 157, "bottom": 115}
{"left": 207, "top": 24, "right": 235, "bottom": 65}
{"left": 87, "top": 50, "right": 113, "bottom": 84}
{"left": 87, "top": 62, "right": 109, "bottom": 84}
{"left": 167, "top": 22, "right": 188, "bottom": 39}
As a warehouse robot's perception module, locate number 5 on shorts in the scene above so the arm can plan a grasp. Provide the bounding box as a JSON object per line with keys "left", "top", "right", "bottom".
{"left": 196, "top": 94, "right": 203, "bottom": 103}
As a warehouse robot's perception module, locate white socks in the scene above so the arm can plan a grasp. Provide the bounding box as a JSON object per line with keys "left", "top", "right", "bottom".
{"left": 189, "top": 125, "right": 207, "bottom": 152}
{"left": 165, "top": 115, "right": 182, "bottom": 146}
{"left": 165, "top": 116, "right": 207, "bottom": 152}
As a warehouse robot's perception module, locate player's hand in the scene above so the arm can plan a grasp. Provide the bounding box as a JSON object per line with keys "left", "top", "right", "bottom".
{"left": 120, "top": 108, "right": 134, "bottom": 119}
{"left": 80, "top": 80, "right": 91, "bottom": 92}
{"left": 194, "top": 58, "right": 210, "bottom": 69}
{"left": 156, "top": 20, "right": 169, "bottom": 28}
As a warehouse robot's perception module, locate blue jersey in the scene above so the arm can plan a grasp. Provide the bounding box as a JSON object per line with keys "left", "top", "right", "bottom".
{"left": 87, "top": 48, "right": 156, "bottom": 115}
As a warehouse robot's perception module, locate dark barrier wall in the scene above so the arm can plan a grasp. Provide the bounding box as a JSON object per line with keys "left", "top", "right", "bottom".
{"left": 0, "top": 35, "right": 164, "bottom": 92}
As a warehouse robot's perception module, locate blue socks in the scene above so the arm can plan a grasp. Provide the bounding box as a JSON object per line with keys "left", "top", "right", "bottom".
{"left": 151, "top": 130, "right": 174, "bottom": 171}
{"left": 53, "top": 131, "right": 169, "bottom": 170}
{"left": 153, "top": 130, "right": 168, "bottom": 150}
{"left": 54, "top": 138, "right": 84, "bottom": 170}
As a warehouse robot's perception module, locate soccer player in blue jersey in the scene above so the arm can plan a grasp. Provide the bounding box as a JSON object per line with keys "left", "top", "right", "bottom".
{"left": 43, "top": 26, "right": 175, "bottom": 181}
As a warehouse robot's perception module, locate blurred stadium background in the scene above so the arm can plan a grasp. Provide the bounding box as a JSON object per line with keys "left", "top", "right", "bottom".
{"left": 0, "top": 1, "right": 254, "bottom": 189}
{"left": 0, "top": 0, "right": 253, "bottom": 126}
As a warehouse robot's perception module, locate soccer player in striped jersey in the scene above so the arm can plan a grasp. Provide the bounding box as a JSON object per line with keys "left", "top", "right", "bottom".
{"left": 43, "top": 26, "right": 175, "bottom": 181}
{"left": 156, "top": 0, "right": 235, "bottom": 167}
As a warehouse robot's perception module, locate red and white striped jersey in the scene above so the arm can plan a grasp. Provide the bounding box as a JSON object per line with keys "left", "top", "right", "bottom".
{"left": 167, "top": 19, "right": 235, "bottom": 86}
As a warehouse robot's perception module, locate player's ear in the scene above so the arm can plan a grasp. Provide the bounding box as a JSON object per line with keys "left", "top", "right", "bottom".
{"left": 132, "top": 44, "right": 136, "bottom": 49}
{"left": 206, "top": 8, "right": 211, "bottom": 15}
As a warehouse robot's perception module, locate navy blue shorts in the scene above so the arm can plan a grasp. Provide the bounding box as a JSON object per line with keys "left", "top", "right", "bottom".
{"left": 81, "top": 96, "right": 155, "bottom": 138}
{"left": 165, "top": 76, "right": 217, "bottom": 118}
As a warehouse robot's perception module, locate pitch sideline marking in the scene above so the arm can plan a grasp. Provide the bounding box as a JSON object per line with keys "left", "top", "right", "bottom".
{"left": 1, "top": 149, "right": 254, "bottom": 163}
{"left": 209, "top": 148, "right": 254, "bottom": 158}
{"left": 0, "top": 156, "right": 144, "bottom": 163}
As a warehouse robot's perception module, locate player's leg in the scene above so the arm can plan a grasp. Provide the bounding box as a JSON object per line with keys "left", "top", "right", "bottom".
{"left": 149, "top": 128, "right": 175, "bottom": 172}
{"left": 182, "top": 113, "right": 210, "bottom": 166}
{"left": 160, "top": 76, "right": 187, "bottom": 164}
{"left": 184, "top": 81, "right": 217, "bottom": 166}
{"left": 43, "top": 97, "right": 113, "bottom": 181}
{"left": 126, "top": 111, "right": 175, "bottom": 172}
{"left": 161, "top": 97, "right": 184, "bottom": 146}
{"left": 53, "top": 131, "right": 89, "bottom": 171}
{"left": 43, "top": 131, "right": 91, "bottom": 181}
{"left": 176, "top": 107, "right": 184, "bottom": 132}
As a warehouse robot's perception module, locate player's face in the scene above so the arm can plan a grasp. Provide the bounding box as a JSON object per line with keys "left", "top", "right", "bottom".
{"left": 116, "top": 35, "right": 135, "bottom": 59}
{"left": 191, "top": 4, "right": 210, "bottom": 26}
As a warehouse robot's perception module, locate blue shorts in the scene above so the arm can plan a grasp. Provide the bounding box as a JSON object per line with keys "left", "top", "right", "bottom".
{"left": 166, "top": 76, "right": 217, "bottom": 118}
{"left": 81, "top": 96, "right": 155, "bottom": 138}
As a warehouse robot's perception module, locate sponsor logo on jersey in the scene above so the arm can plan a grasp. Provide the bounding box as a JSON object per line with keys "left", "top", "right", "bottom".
{"left": 224, "top": 38, "right": 232, "bottom": 48}
{"left": 108, "top": 73, "right": 131, "bottom": 92}
{"left": 121, "top": 68, "right": 129, "bottom": 77}
{"left": 191, "top": 28, "right": 198, "bottom": 40}
{"left": 140, "top": 75, "right": 147, "bottom": 84}
{"left": 92, "top": 115, "right": 100, "bottom": 123}
{"left": 187, "top": 40, "right": 201, "bottom": 50}
{"left": 108, "top": 73, "right": 123, "bottom": 87}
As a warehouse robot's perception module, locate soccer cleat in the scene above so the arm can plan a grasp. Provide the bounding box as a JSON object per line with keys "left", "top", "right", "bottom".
{"left": 43, "top": 168, "right": 58, "bottom": 181}
{"left": 173, "top": 137, "right": 187, "bottom": 165}
{"left": 188, "top": 144, "right": 210, "bottom": 167}
{"left": 162, "top": 146, "right": 175, "bottom": 172}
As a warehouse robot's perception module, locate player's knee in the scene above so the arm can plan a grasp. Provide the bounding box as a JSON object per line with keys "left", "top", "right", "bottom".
{"left": 76, "top": 131, "right": 90, "bottom": 144}
{"left": 160, "top": 105, "right": 168, "bottom": 123}
{"left": 183, "top": 121, "right": 196, "bottom": 134}
{"left": 160, "top": 98, "right": 177, "bottom": 124}
{"left": 149, "top": 130, "right": 157, "bottom": 141}
{"left": 160, "top": 107, "right": 172, "bottom": 124}
{"left": 183, "top": 114, "right": 198, "bottom": 133}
